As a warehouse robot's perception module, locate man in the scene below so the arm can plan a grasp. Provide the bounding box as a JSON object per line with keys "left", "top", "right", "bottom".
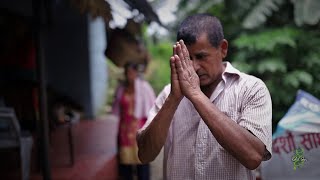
{"left": 137, "top": 14, "right": 272, "bottom": 179}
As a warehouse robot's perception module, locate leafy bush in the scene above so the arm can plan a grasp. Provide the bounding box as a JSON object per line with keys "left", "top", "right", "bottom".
{"left": 146, "top": 41, "right": 172, "bottom": 95}
{"left": 231, "top": 27, "right": 320, "bottom": 130}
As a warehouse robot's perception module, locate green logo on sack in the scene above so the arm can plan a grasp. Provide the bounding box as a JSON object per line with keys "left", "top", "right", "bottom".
{"left": 291, "top": 147, "right": 307, "bottom": 170}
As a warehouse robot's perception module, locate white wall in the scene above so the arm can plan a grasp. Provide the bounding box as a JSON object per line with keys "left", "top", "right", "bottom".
{"left": 88, "top": 15, "right": 108, "bottom": 117}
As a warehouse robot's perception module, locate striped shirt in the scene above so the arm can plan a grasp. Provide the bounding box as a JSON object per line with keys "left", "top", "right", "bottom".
{"left": 141, "top": 62, "right": 272, "bottom": 180}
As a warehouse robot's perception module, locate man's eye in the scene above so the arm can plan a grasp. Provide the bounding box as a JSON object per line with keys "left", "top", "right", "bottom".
{"left": 195, "top": 54, "right": 205, "bottom": 59}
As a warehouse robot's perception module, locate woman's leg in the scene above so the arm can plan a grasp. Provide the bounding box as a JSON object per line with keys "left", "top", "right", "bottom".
{"left": 119, "top": 164, "right": 133, "bottom": 180}
{"left": 137, "top": 164, "right": 150, "bottom": 180}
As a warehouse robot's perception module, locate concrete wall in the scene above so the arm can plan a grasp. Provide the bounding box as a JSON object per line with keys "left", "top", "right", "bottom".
{"left": 45, "top": 1, "right": 108, "bottom": 118}
{"left": 88, "top": 16, "right": 108, "bottom": 117}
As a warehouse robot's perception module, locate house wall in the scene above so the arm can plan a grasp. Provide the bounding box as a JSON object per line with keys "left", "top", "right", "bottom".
{"left": 45, "top": 1, "right": 108, "bottom": 119}
{"left": 88, "top": 16, "right": 108, "bottom": 117}
{"left": 0, "top": 0, "right": 32, "bottom": 17}
{"left": 0, "top": 0, "right": 108, "bottom": 119}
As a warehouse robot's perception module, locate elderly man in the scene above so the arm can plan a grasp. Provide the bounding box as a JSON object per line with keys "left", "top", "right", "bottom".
{"left": 137, "top": 13, "right": 272, "bottom": 180}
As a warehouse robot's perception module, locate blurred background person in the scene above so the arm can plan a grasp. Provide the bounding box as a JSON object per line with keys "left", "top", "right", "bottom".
{"left": 112, "top": 62, "right": 156, "bottom": 180}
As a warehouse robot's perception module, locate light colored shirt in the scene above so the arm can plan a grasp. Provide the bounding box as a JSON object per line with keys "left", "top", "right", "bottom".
{"left": 140, "top": 62, "right": 272, "bottom": 180}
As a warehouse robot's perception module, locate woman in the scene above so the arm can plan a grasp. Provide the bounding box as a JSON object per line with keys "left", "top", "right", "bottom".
{"left": 112, "top": 62, "right": 155, "bottom": 180}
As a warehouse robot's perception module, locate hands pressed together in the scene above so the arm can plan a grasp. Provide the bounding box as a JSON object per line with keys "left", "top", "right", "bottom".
{"left": 170, "top": 40, "right": 201, "bottom": 101}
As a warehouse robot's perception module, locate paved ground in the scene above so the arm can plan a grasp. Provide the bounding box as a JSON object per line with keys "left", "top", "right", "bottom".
{"left": 1, "top": 114, "right": 164, "bottom": 180}
{"left": 1, "top": 115, "right": 118, "bottom": 180}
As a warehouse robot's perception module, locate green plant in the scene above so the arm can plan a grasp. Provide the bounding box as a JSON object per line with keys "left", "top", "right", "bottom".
{"left": 145, "top": 41, "right": 172, "bottom": 94}
{"left": 232, "top": 27, "right": 320, "bottom": 130}
{"left": 173, "top": 0, "right": 320, "bottom": 132}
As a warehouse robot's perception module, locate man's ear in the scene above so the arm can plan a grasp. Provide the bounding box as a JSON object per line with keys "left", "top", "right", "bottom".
{"left": 220, "top": 39, "right": 228, "bottom": 58}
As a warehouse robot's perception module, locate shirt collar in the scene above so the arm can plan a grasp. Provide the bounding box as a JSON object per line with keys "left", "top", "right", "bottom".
{"left": 221, "top": 61, "right": 241, "bottom": 83}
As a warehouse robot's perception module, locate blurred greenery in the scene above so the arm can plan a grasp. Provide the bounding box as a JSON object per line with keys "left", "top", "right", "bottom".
{"left": 143, "top": 0, "right": 320, "bottom": 133}
{"left": 105, "top": 59, "right": 123, "bottom": 113}
{"left": 146, "top": 43, "right": 171, "bottom": 94}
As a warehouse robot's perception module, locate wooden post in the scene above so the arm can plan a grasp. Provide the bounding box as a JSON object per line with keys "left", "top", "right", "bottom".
{"left": 33, "top": 0, "right": 51, "bottom": 179}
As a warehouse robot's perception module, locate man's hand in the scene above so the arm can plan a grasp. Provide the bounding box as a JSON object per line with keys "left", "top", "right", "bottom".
{"left": 137, "top": 43, "right": 186, "bottom": 163}
{"left": 174, "top": 40, "right": 201, "bottom": 99}
{"left": 169, "top": 42, "right": 183, "bottom": 101}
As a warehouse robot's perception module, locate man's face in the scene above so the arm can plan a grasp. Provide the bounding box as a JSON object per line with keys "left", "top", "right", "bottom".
{"left": 186, "top": 33, "right": 228, "bottom": 90}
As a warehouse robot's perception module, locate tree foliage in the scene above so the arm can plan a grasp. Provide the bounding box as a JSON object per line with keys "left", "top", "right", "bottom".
{"left": 242, "top": 0, "right": 285, "bottom": 29}
{"left": 146, "top": 41, "right": 171, "bottom": 94}
{"left": 232, "top": 27, "right": 320, "bottom": 127}
{"left": 148, "top": 0, "right": 320, "bottom": 132}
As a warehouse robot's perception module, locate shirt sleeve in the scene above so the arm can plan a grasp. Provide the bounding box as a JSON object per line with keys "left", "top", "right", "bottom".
{"left": 238, "top": 80, "right": 273, "bottom": 161}
{"left": 138, "top": 84, "right": 171, "bottom": 132}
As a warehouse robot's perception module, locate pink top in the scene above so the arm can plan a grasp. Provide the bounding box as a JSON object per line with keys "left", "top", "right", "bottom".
{"left": 112, "top": 78, "right": 156, "bottom": 120}
{"left": 113, "top": 78, "right": 156, "bottom": 164}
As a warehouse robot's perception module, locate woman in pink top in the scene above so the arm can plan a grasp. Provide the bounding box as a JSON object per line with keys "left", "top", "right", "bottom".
{"left": 112, "top": 62, "right": 155, "bottom": 180}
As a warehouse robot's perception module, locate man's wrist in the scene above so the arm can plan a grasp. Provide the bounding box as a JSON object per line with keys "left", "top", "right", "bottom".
{"left": 167, "top": 94, "right": 183, "bottom": 105}
{"left": 188, "top": 91, "right": 207, "bottom": 104}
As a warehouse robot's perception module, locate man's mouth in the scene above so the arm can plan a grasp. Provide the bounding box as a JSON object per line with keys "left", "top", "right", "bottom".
{"left": 198, "top": 74, "right": 206, "bottom": 80}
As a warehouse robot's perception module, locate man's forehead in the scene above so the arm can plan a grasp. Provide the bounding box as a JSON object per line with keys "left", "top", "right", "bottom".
{"left": 187, "top": 44, "right": 217, "bottom": 55}
{"left": 190, "top": 49, "right": 209, "bottom": 55}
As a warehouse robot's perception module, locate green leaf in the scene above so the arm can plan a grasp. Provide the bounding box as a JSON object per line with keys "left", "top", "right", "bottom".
{"left": 234, "top": 28, "right": 298, "bottom": 52}
{"left": 296, "top": 71, "right": 313, "bottom": 86}
{"left": 197, "top": 0, "right": 223, "bottom": 13}
{"left": 284, "top": 71, "right": 313, "bottom": 88}
{"left": 256, "top": 58, "right": 287, "bottom": 73}
{"left": 232, "top": 51, "right": 249, "bottom": 62}
{"left": 231, "top": 61, "right": 253, "bottom": 73}
{"left": 305, "top": 52, "right": 320, "bottom": 68}
{"left": 243, "top": 0, "right": 285, "bottom": 29}
{"left": 291, "top": 0, "right": 320, "bottom": 26}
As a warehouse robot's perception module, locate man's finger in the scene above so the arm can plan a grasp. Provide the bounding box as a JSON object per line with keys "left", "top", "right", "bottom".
{"left": 170, "top": 56, "right": 175, "bottom": 74}
{"left": 174, "top": 54, "right": 183, "bottom": 74}
{"left": 180, "top": 40, "right": 191, "bottom": 66}
{"left": 177, "top": 43, "right": 187, "bottom": 69}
